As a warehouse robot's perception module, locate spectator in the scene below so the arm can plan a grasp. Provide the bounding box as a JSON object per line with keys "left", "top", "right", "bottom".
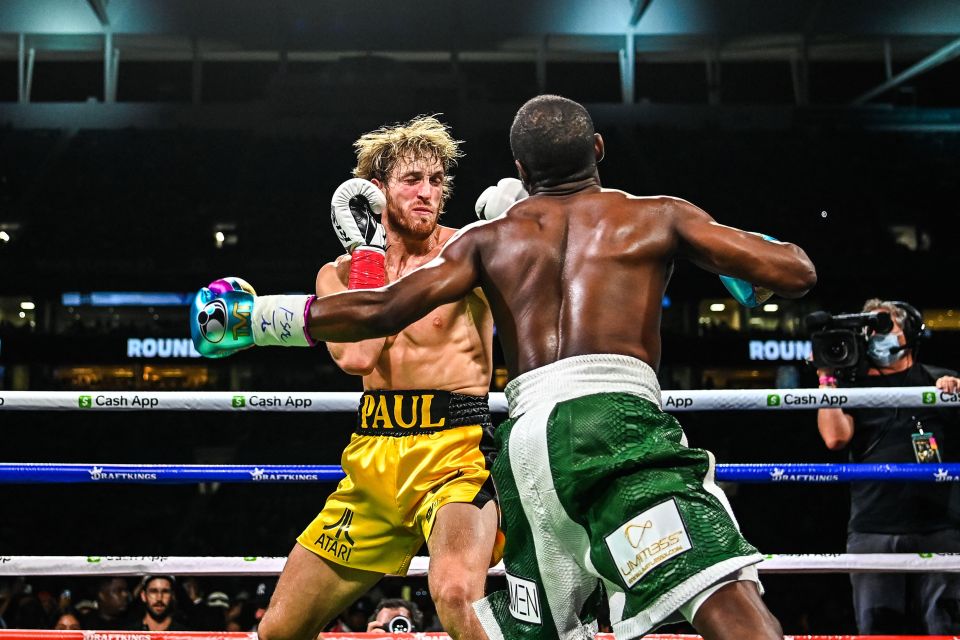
{"left": 180, "top": 577, "right": 225, "bottom": 631}
{"left": 80, "top": 577, "right": 131, "bottom": 630}
{"left": 72, "top": 599, "right": 97, "bottom": 620}
{"left": 181, "top": 577, "right": 205, "bottom": 611}
{"left": 817, "top": 299, "right": 960, "bottom": 634}
{"left": 11, "top": 595, "right": 49, "bottom": 629}
{"left": 53, "top": 611, "right": 83, "bottom": 630}
{"left": 195, "top": 591, "right": 230, "bottom": 631}
{"left": 129, "top": 576, "right": 186, "bottom": 631}
{"left": 56, "top": 589, "right": 73, "bottom": 620}
{"left": 225, "top": 600, "right": 258, "bottom": 633}
{"left": 35, "top": 591, "right": 59, "bottom": 626}
{"left": 366, "top": 597, "right": 424, "bottom": 634}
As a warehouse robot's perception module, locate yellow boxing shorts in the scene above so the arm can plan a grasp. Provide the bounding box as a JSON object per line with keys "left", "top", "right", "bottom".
{"left": 297, "top": 389, "right": 500, "bottom": 575}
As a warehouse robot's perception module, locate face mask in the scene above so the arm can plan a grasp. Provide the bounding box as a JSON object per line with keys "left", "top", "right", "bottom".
{"left": 867, "top": 332, "right": 906, "bottom": 367}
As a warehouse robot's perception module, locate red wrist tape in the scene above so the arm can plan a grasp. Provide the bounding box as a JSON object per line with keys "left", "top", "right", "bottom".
{"left": 348, "top": 246, "right": 386, "bottom": 289}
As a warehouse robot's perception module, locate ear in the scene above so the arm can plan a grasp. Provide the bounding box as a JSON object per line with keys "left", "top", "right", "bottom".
{"left": 594, "top": 133, "right": 605, "bottom": 164}
{"left": 515, "top": 160, "right": 530, "bottom": 190}
{"left": 370, "top": 178, "right": 386, "bottom": 192}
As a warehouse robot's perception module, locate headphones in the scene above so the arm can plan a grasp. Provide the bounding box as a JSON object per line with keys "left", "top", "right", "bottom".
{"left": 890, "top": 300, "right": 925, "bottom": 346}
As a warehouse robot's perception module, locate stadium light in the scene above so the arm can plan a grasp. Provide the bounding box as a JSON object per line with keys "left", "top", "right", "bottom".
{"left": 213, "top": 223, "right": 238, "bottom": 248}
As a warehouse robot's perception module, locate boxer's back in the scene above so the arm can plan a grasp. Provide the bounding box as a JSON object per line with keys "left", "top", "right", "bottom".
{"left": 478, "top": 187, "right": 675, "bottom": 376}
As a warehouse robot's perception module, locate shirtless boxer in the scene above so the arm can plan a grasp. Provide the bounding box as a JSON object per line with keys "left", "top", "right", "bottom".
{"left": 192, "top": 96, "right": 816, "bottom": 639}
{"left": 202, "top": 116, "right": 500, "bottom": 640}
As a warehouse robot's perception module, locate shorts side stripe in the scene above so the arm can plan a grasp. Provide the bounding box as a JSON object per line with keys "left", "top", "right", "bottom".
{"left": 508, "top": 405, "right": 600, "bottom": 640}
{"left": 473, "top": 597, "right": 506, "bottom": 640}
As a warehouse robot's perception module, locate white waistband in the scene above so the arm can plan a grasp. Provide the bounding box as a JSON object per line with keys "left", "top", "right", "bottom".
{"left": 504, "top": 354, "right": 662, "bottom": 418}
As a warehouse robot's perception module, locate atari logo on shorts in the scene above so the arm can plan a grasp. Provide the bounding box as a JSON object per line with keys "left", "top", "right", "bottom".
{"left": 316, "top": 508, "right": 355, "bottom": 562}
{"left": 605, "top": 499, "right": 691, "bottom": 588}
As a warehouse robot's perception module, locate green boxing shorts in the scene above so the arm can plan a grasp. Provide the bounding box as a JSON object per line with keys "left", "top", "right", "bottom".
{"left": 474, "top": 354, "right": 762, "bottom": 640}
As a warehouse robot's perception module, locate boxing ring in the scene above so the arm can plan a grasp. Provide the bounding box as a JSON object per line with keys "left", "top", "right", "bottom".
{"left": 0, "top": 633, "right": 957, "bottom": 640}
{"left": 2, "top": 386, "right": 959, "bottom": 640}
{"left": 2, "top": 633, "right": 958, "bottom": 640}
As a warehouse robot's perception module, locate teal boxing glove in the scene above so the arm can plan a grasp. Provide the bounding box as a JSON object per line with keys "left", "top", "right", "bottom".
{"left": 719, "top": 233, "right": 777, "bottom": 308}
{"left": 190, "top": 277, "right": 316, "bottom": 358}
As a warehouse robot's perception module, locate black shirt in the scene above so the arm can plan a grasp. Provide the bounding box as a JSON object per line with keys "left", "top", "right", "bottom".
{"left": 127, "top": 616, "right": 189, "bottom": 631}
{"left": 846, "top": 363, "right": 960, "bottom": 533}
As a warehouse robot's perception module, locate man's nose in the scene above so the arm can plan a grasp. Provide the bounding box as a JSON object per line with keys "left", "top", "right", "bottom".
{"left": 416, "top": 178, "right": 433, "bottom": 199}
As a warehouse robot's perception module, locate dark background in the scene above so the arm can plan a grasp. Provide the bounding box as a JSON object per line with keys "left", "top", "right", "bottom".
{"left": 1, "top": 0, "right": 960, "bottom": 634}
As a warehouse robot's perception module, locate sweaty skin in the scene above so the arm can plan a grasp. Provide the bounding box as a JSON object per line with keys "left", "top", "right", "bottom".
{"left": 263, "top": 154, "right": 498, "bottom": 640}
{"left": 302, "top": 151, "right": 812, "bottom": 640}
{"left": 305, "top": 185, "right": 816, "bottom": 377}
{"left": 279, "top": 127, "right": 813, "bottom": 640}
{"left": 316, "top": 225, "right": 493, "bottom": 395}
{"left": 318, "top": 155, "right": 493, "bottom": 395}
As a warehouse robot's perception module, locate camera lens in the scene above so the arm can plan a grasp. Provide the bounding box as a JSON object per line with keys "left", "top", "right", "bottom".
{"left": 386, "top": 615, "right": 413, "bottom": 632}
{"left": 827, "top": 340, "right": 849, "bottom": 362}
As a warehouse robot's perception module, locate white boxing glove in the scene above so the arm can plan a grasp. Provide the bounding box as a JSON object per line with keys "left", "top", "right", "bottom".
{"left": 330, "top": 178, "right": 387, "bottom": 252}
{"left": 475, "top": 178, "right": 528, "bottom": 221}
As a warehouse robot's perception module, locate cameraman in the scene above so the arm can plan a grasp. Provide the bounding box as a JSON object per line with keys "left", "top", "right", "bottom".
{"left": 365, "top": 597, "right": 424, "bottom": 634}
{"left": 817, "top": 298, "right": 960, "bottom": 634}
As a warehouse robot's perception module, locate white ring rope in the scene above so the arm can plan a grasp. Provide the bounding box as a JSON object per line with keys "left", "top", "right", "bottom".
{"left": 2, "top": 554, "right": 959, "bottom": 577}
{"left": 0, "top": 387, "right": 957, "bottom": 412}
{"left": 4, "top": 389, "right": 958, "bottom": 584}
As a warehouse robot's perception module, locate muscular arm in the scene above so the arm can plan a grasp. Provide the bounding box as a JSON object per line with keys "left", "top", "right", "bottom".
{"left": 315, "top": 258, "right": 387, "bottom": 376}
{"left": 818, "top": 408, "right": 855, "bottom": 450}
{"left": 306, "top": 224, "right": 484, "bottom": 343}
{"left": 671, "top": 198, "right": 817, "bottom": 298}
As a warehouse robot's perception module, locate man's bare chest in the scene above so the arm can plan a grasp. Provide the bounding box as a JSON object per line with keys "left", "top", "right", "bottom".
{"left": 385, "top": 298, "right": 471, "bottom": 349}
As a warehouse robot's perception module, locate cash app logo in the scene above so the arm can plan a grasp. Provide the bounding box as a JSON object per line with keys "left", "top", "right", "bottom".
{"left": 232, "top": 395, "right": 246, "bottom": 408}
{"left": 922, "top": 392, "right": 936, "bottom": 405}
{"left": 766, "top": 394, "right": 781, "bottom": 407}
{"left": 79, "top": 395, "right": 92, "bottom": 408}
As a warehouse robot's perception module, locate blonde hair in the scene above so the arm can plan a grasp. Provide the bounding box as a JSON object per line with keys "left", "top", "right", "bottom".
{"left": 352, "top": 115, "right": 463, "bottom": 206}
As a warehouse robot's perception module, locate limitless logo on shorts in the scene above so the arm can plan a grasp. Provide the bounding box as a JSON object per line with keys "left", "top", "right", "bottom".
{"left": 605, "top": 499, "right": 691, "bottom": 588}
{"left": 357, "top": 391, "right": 449, "bottom": 431}
{"left": 506, "top": 573, "right": 542, "bottom": 625}
{"left": 316, "top": 508, "right": 355, "bottom": 562}
{"left": 625, "top": 520, "right": 653, "bottom": 547}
